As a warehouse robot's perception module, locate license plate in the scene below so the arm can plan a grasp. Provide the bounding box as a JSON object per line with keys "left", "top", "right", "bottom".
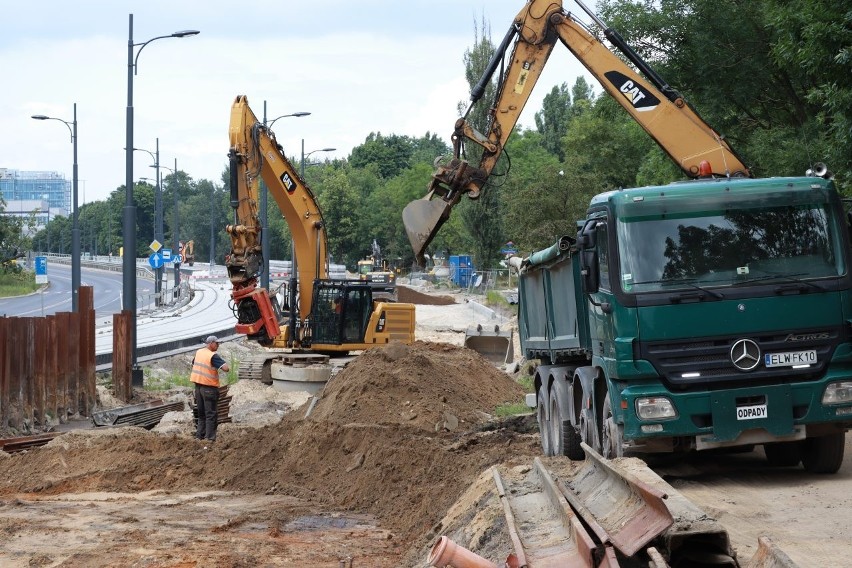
{"left": 764, "top": 350, "right": 817, "bottom": 368}
{"left": 737, "top": 404, "right": 767, "bottom": 420}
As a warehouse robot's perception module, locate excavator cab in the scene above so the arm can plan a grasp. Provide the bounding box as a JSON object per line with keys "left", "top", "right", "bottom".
{"left": 309, "top": 281, "right": 373, "bottom": 346}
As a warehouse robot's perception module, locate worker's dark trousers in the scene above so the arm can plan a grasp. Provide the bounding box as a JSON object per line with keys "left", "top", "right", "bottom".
{"left": 195, "top": 384, "right": 219, "bottom": 441}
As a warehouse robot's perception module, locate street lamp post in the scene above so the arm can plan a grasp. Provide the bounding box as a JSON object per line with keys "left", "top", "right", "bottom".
{"left": 300, "top": 139, "right": 336, "bottom": 178}
{"left": 126, "top": 16, "right": 198, "bottom": 368}
{"left": 154, "top": 160, "right": 180, "bottom": 292}
{"left": 260, "top": 102, "right": 310, "bottom": 292}
{"left": 31, "top": 103, "right": 81, "bottom": 312}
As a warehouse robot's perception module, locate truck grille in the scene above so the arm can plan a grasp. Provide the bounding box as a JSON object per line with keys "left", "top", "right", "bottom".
{"left": 640, "top": 328, "right": 841, "bottom": 388}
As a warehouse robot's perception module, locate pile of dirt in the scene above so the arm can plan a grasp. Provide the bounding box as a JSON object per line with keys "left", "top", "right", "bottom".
{"left": 397, "top": 285, "right": 456, "bottom": 306}
{"left": 0, "top": 341, "right": 537, "bottom": 562}
{"left": 309, "top": 341, "right": 525, "bottom": 432}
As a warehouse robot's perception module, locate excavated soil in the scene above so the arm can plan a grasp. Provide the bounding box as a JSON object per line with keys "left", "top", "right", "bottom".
{"left": 0, "top": 337, "right": 536, "bottom": 566}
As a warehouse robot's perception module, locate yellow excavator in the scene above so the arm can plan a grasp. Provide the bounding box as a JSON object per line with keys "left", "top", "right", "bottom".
{"left": 179, "top": 240, "right": 194, "bottom": 266}
{"left": 402, "top": 0, "right": 750, "bottom": 262}
{"left": 227, "top": 95, "right": 415, "bottom": 382}
{"left": 356, "top": 239, "right": 398, "bottom": 301}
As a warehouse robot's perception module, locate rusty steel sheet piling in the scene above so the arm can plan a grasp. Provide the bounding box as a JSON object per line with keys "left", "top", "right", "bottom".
{"left": 0, "top": 432, "right": 64, "bottom": 453}
{"left": 559, "top": 443, "right": 674, "bottom": 557}
{"left": 492, "top": 460, "right": 602, "bottom": 568}
{"left": 91, "top": 399, "right": 184, "bottom": 429}
{"left": 0, "top": 286, "right": 95, "bottom": 434}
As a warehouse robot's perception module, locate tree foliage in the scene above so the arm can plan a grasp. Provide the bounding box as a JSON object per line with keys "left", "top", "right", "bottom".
{"left": 19, "top": 1, "right": 851, "bottom": 276}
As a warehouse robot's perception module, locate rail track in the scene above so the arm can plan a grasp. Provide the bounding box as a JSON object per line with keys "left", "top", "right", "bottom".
{"left": 430, "top": 443, "right": 798, "bottom": 568}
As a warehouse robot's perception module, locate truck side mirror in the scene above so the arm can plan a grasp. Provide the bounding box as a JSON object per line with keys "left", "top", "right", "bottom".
{"left": 581, "top": 250, "right": 600, "bottom": 294}
{"left": 577, "top": 219, "right": 600, "bottom": 294}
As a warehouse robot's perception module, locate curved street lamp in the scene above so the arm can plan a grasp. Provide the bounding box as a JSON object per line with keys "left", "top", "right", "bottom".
{"left": 31, "top": 104, "right": 81, "bottom": 312}
{"left": 125, "top": 15, "right": 198, "bottom": 371}
{"left": 300, "top": 142, "right": 336, "bottom": 178}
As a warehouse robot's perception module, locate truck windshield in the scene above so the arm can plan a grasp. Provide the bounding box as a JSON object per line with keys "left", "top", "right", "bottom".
{"left": 617, "top": 203, "right": 842, "bottom": 293}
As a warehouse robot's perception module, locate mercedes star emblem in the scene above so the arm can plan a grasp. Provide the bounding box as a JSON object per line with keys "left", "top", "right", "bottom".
{"left": 731, "top": 338, "right": 761, "bottom": 371}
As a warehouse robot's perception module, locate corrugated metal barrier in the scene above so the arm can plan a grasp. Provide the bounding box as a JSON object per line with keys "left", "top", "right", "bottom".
{"left": 0, "top": 286, "right": 96, "bottom": 434}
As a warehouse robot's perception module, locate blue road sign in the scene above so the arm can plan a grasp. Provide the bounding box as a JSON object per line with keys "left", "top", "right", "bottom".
{"left": 148, "top": 252, "right": 164, "bottom": 269}
{"left": 35, "top": 256, "right": 48, "bottom": 283}
{"left": 162, "top": 248, "right": 172, "bottom": 262}
{"left": 173, "top": 254, "right": 182, "bottom": 264}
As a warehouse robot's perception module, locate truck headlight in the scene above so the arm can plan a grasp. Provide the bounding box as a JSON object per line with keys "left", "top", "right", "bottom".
{"left": 822, "top": 381, "right": 852, "bottom": 405}
{"left": 635, "top": 397, "right": 677, "bottom": 420}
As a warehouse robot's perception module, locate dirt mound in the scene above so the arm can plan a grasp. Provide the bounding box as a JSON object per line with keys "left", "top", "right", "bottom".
{"left": 309, "top": 341, "right": 526, "bottom": 432}
{"left": 0, "top": 342, "right": 537, "bottom": 560}
{"left": 397, "top": 285, "right": 456, "bottom": 305}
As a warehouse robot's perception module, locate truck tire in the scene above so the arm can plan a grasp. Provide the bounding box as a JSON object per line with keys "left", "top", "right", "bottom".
{"left": 579, "top": 408, "right": 600, "bottom": 454}
{"left": 763, "top": 441, "right": 802, "bottom": 467}
{"left": 549, "top": 385, "right": 583, "bottom": 460}
{"left": 600, "top": 395, "right": 624, "bottom": 459}
{"left": 537, "top": 385, "right": 552, "bottom": 456}
{"left": 801, "top": 433, "right": 845, "bottom": 474}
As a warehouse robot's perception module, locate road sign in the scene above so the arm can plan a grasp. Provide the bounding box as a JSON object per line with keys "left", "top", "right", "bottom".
{"left": 35, "top": 256, "right": 48, "bottom": 284}
{"left": 174, "top": 254, "right": 182, "bottom": 264}
{"left": 149, "top": 239, "right": 162, "bottom": 253}
{"left": 148, "top": 252, "right": 164, "bottom": 269}
{"left": 162, "top": 248, "right": 172, "bottom": 262}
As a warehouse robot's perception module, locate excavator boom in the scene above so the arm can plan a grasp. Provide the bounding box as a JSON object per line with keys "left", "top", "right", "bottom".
{"left": 403, "top": 0, "right": 751, "bottom": 262}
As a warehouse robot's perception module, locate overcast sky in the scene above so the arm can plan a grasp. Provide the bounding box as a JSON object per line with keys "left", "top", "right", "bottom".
{"left": 1, "top": 0, "right": 596, "bottom": 204}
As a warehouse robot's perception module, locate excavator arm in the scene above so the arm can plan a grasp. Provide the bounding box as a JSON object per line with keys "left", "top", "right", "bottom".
{"left": 227, "top": 95, "right": 328, "bottom": 346}
{"left": 403, "top": 0, "right": 751, "bottom": 261}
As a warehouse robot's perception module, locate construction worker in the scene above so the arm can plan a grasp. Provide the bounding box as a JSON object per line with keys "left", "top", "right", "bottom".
{"left": 190, "top": 335, "right": 230, "bottom": 444}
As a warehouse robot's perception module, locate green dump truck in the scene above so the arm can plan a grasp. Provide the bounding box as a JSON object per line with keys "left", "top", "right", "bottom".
{"left": 519, "top": 174, "right": 851, "bottom": 473}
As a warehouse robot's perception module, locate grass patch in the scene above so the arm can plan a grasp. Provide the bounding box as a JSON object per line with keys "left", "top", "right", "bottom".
{"left": 143, "top": 355, "right": 240, "bottom": 391}
{"left": 0, "top": 270, "right": 40, "bottom": 298}
{"left": 485, "top": 289, "right": 511, "bottom": 309}
{"left": 494, "top": 371, "right": 536, "bottom": 417}
{"left": 495, "top": 401, "right": 532, "bottom": 417}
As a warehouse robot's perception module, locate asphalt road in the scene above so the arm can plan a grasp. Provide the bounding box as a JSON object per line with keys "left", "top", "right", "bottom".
{"left": 0, "top": 263, "right": 154, "bottom": 320}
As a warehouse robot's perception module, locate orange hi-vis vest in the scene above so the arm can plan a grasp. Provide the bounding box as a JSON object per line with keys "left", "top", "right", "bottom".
{"left": 190, "top": 347, "right": 220, "bottom": 387}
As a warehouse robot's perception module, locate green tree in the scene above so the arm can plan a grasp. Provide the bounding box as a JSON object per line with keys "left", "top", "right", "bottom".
{"left": 535, "top": 82, "right": 572, "bottom": 160}
{"left": 598, "top": 0, "right": 850, "bottom": 190}
{"left": 457, "top": 16, "right": 505, "bottom": 268}
{"left": 317, "top": 168, "right": 362, "bottom": 267}
{"left": 349, "top": 133, "right": 416, "bottom": 179}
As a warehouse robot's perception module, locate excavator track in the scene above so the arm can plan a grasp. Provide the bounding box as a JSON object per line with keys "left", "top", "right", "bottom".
{"left": 239, "top": 352, "right": 277, "bottom": 383}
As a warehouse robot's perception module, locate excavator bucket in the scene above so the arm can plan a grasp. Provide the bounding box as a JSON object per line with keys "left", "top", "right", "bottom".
{"left": 402, "top": 196, "right": 454, "bottom": 264}
{"left": 464, "top": 324, "right": 514, "bottom": 366}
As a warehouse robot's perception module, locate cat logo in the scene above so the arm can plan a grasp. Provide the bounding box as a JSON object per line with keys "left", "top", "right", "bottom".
{"left": 604, "top": 71, "right": 660, "bottom": 112}
{"left": 280, "top": 172, "right": 297, "bottom": 194}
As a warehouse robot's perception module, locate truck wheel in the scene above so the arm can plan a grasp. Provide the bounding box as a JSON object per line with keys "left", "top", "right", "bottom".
{"left": 536, "top": 385, "right": 552, "bottom": 456}
{"left": 579, "top": 408, "right": 600, "bottom": 454}
{"left": 763, "top": 441, "right": 802, "bottom": 467}
{"left": 549, "top": 387, "right": 584, "bottom": 460}
{"left": 801, "top": 433, "right": 845, "bottom": 474}
{"left": 600, "top": 395, "right": 623, "bottom": 459}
